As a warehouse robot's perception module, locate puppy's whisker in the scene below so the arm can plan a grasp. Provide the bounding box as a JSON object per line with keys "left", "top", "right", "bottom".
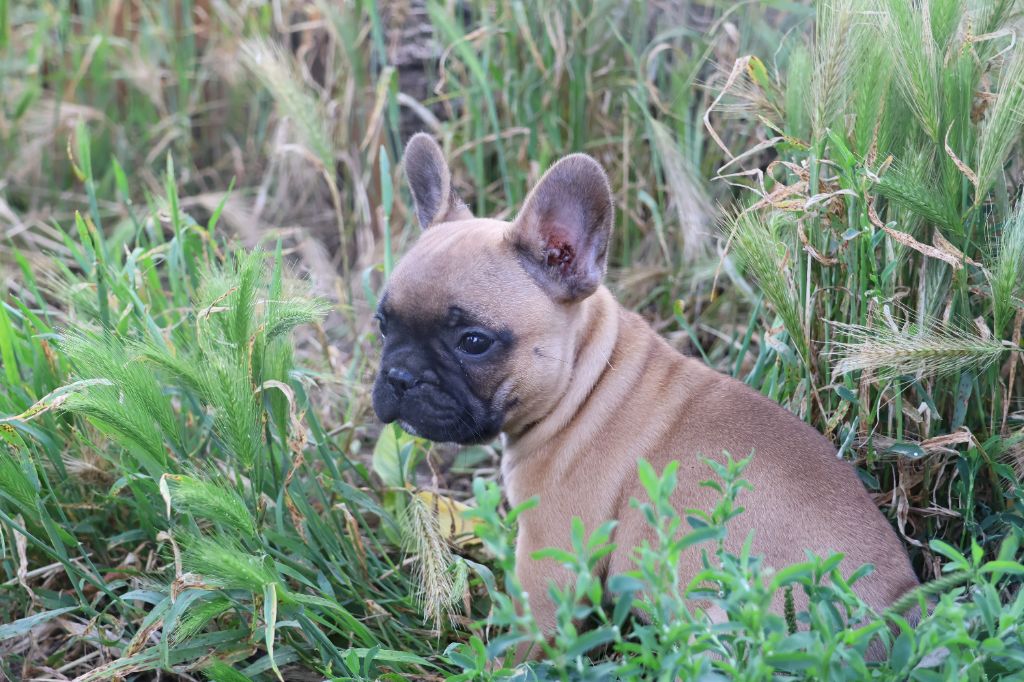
{"left": 450, "top": 410, "right": 479, "bottom": 441}
{"left": 533, "top": 347, "right": 570, "bottom": 365}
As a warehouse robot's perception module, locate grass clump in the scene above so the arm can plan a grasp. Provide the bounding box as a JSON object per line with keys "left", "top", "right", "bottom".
{"left": 0, "top": 138, "right": 453, "bottom": 678}
{"left": 451, "top": 456, "right": 1024, "bottom": 680}
{"left": 715, "top": 0, "right": 1024, "bottom": 571}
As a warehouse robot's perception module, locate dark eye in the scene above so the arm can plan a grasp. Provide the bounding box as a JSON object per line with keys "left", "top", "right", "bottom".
{"left": 374, "top": 313, "right": 387, "bottom": 338}
{"left": 457, "top": 332, "right": 493, "bottom": 355}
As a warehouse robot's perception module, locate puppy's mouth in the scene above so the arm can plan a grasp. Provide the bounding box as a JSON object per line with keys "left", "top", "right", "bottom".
{"left": 398, "top": 420, "right": 421, "bottom": 437}
{"left": 372, "top": 379, "right": 501, "bottom": 445}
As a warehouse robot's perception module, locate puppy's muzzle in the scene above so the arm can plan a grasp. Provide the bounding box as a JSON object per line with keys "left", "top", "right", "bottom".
{"left": 372, "top": 361, "right": 501, "bottom": 444}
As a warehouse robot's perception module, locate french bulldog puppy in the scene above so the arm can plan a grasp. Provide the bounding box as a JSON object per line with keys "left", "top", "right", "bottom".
{"left": 372, "top": 134, "right": 919, "bottom": 659}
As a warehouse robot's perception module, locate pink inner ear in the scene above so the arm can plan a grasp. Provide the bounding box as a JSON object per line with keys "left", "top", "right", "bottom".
{"left": 543, "top": 236, "right": 576, "bottom": 276}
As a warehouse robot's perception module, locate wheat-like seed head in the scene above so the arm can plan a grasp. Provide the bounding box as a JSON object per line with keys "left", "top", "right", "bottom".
{"left": 989, "top": 200, "right": 1024, "bottom": 338}
{"left": 166, "top": 474, "right": 257, "bottom": 539}
{"left": 649, "top": 119, "right": 713, "bottom": 265}
{"left": 978, "top": 44, "right": 1024, "bottom": 200}
{"left": 240, "top": 38, "right": 335, "bottom": 172}
{"left": 182, "top": 535, "right": 280, "bottom": 594}
{"left": 874, "top": 0, "right": 941, "bottom": 143}
{"left": 811, "top": 0, "right": 862, "bottom": 137}
{"left": 403, "top": 494, "right": 458, "bottom": 630}
{"left": 830, "top": 314, "right": 1010, "bottom": 379}
{"left": 726, "top": 209, "right": 810, "bottom": 365}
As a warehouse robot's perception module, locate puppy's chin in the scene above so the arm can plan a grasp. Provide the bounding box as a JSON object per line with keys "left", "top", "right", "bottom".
{"left": 372, "top": 379, "right": 502, "bottom": 445}
{"left": 400, "top": 417, "right": 500, "bottom": 445}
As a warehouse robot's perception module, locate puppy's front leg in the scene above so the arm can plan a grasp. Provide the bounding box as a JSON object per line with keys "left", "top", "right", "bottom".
{"left": 512, "top": 525, "right": 569, "bottom": 663}
{"left": 514, "top": 568, "right": 557, "bottom": 661}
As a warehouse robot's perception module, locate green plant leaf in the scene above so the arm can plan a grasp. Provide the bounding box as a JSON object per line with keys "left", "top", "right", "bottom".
{"left": 0, "top": 607, "right": 78, "bottom": 641}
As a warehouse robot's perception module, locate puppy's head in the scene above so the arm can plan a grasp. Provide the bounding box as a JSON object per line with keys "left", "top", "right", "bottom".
{"left": 372, "top": 134, "right": 614, "bottom": 443}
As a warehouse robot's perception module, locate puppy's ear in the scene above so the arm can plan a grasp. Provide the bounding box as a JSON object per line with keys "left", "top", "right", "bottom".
{"left": 403, "top": 133, "right": 472, "bottom": 229}
{"left": 508, "top": 154, "right": 614, "bottom": 302}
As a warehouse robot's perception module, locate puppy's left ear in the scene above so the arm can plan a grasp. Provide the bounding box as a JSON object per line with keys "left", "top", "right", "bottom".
{"left": 404, "top": 133, "right": 473, "bottom": 229}
{"left": 509, "top": 154, "right": 614, "bottom": 303}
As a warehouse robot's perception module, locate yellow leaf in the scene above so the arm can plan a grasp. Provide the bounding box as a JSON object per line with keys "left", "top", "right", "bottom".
{"left": 746, "top": 55, "right": 771, "bottom": 90}
{"left": 414, "top": 491, "right": 482, "bottom": 547}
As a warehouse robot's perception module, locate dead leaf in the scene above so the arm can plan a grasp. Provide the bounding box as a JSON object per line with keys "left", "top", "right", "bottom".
{"left": 867, "top": 200, "right": 962, "bottom": 270}
{"left": 920, "top": 428, "right": 975, "bottom": 454}
{"left": 414, "top": 491, "right": 481, "bottom": 547}
{"left": 944, "top": 123, "right": 978, "bottom": 188}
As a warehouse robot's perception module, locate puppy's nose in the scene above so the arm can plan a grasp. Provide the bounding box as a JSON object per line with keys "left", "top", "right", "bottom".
{"left": 386, "top": 366, "right": 417, "bottom": 392}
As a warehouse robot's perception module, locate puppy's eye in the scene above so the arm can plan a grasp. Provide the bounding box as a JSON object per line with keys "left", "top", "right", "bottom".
{"left": 374, "top": 314, "right": 387, "bottom": 338}
{"left": 457, "top": 331, "right": 493, "bottom": 355}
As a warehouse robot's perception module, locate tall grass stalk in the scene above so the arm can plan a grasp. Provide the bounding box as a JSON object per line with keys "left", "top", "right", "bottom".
{"left": 978, "top": 43, "right": 1024, "bottom": 201}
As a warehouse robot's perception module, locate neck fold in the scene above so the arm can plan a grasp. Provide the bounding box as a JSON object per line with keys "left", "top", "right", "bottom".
{"left": 502, "top": 287, "right": 620, "bottom": 466}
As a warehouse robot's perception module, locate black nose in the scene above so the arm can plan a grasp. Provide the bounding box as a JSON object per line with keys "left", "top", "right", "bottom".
{"left": 386, "top": 367, "right": 417, "bottom": 392}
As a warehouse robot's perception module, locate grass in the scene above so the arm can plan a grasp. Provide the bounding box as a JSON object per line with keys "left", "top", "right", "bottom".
{"left": 1, "top": 0, "right": 1023, "bottom": 679}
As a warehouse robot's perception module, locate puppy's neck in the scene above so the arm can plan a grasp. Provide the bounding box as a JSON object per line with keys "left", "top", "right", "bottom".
{"left": 502, "top": 286, "right": 620, "bottom": 471}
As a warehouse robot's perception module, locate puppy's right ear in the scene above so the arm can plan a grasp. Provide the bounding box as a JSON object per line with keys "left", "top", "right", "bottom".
{"left": 403, "top": 133, "right": 473, "bottom": 229}
{"left": 508, "top": 153, "right": 614, "bottom": 303}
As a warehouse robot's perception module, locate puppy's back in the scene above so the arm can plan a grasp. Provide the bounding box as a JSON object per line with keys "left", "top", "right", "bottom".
{"left": 606, "top": 308, "right": 919, "bottom": 611}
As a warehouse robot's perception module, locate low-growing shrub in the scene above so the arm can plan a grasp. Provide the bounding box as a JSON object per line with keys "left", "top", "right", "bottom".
{"left": 449, "top": 456, "right": 1024, "bottom": 681}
